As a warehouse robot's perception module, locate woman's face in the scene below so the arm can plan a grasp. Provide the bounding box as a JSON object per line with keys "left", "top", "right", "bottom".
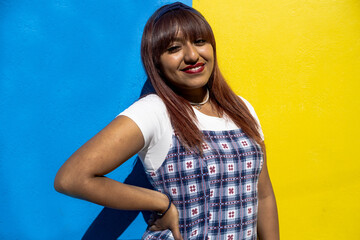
{"left": 159, "top": 32, "right": 214, "bottom": 95}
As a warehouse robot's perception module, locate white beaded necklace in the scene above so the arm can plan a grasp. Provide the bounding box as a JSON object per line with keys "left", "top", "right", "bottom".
{"left": 189, "top": 89, "right": 209, "bottom": 110}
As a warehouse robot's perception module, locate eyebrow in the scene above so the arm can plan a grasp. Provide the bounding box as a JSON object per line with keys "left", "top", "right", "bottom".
{"left": 170, "top": 37, "right": 185, "bottom": 43}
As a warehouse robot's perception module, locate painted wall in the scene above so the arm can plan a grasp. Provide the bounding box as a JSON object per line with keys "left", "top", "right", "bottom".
{"left": 2, "top": 0, "right": 359, "bottom": 239}
{"left": 194, "top": 0, "right": 360, "bottom": 239}
{"left": 0, "top": 0, "right": 190, "bottom": 239}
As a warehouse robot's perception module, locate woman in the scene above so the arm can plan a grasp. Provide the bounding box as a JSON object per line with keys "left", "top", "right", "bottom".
{"left": 55, "top": 2, "right": 279, "bottom": 239}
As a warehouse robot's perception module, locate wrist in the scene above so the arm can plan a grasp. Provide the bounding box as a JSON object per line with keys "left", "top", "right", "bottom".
{"left": 156, "top": 192, "right": 172, "bottom": 217}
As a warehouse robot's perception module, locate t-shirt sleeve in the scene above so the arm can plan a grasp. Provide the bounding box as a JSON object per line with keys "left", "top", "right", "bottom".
{"left": 239, "top": 96, "right": 265, "bottom": 140}
{"left": 118, "top": 94, "right": 169, "bottom": 150}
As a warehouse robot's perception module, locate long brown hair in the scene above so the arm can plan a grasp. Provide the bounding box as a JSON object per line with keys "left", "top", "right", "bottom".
{"left": 141, "top": 3, "right": 263, "bottom": 152}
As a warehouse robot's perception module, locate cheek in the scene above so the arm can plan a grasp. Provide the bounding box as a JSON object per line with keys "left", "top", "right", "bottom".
{"left": 159, "top": 61, "right": 177, "bottom": 81}
{"left": 159, "top": 57, "right": 171, "bottom": 74}
{"left": 208, "top": 47, "right": 215, "bottom": 61}
{"left": 162, "top": 58, "right": 181, "bottom": 74}
{"left": 200, "top": 46, "right": 214, "bottom": 62}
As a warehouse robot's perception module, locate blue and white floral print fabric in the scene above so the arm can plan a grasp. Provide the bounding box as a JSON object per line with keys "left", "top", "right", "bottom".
{"left": 142, "top": 129, "right": 263, "bottom": 240}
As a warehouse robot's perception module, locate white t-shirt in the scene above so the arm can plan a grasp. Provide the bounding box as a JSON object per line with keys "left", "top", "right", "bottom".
{"left": 119, "top": 94, "right": 263, "bottom": 172}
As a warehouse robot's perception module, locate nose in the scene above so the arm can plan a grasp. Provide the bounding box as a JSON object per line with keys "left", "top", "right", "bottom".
{"left": 183, "top": 42, "right": 199, "bottom": 64}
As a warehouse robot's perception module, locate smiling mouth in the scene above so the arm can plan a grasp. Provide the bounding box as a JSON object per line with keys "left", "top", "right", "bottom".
{"left": 181, "top": 63, "right": 205, "bottom": 73}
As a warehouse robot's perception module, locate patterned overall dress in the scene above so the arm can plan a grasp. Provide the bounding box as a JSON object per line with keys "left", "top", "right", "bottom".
{"left": 142, "top": 128, "right": 263, "bottom": 240}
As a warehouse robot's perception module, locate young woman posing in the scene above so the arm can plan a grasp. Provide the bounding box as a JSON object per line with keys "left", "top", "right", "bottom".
{"left": 55, "top": 2, "right": 279, "bottom": 239}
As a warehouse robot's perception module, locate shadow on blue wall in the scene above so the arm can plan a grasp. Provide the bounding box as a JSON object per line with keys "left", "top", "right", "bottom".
{"left": 83, "top": 158, "right": 152, "bottom": 239}
{"left": 83, "top": 80, "right": 156, "bottom": 239}
{"left": 0, "top": 1, "right": 191, "bottom": 239}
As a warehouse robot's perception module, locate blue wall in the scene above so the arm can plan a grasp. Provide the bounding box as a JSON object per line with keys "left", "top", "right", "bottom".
{"left": 0, "top": 0, "right": 191, "bottom": 239}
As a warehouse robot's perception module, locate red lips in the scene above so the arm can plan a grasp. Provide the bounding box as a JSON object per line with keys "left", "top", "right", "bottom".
{"left": 181, "top": 63, "right": 205, "bottom": 74}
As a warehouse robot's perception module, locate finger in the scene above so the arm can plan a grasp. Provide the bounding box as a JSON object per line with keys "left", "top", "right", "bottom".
{"left": 147, "top": 214, "right": 156, "bottom": 225}
{"left": 170, "top": 226, "right": 183, "bottom": 240}
{"left": 148, "top": 225, "right": 160, "bottom": 231}
{"left": 147, "top": 217, "right": 154, "bottom": 224}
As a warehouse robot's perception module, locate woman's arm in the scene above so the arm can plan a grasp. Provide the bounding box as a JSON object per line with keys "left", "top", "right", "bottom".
{"left": 257, "top": 145, "right": 280, "bottom": 240}
{"left": 54, "top": 116, "right": 183, "bottom": 239}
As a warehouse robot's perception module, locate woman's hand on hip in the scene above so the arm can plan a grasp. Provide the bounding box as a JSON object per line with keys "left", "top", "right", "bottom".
{"left": 148, "top": 203, "right": 183, "bottom": 240}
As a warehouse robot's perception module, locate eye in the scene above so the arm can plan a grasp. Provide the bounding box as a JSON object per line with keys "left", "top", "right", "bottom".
{"left": 194, "top": 39, "right": 206, "bottom": 46}
{"left": 166, "top": 45, "right": 181, "bottom": 53}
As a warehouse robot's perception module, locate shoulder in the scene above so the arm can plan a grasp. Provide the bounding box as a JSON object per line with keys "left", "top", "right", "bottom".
{"left": 118, "top": 94, "right": 171, "bottom": 150}
{"left": 238, "top": 96, "right": 257, "bottom": 118}
{"left": 119, "top": 94, "right": 167, "bottom": 122}
{"left": 238, "top": 96, "right": 254, "bottom": 110}
{"left": 118, "top": 94, "right": 173, "bottom": 172}
{"left": 238, "top": 96, "right": 264, "bottom": 140}
{"left": 139, "top": 94, "right": 165, "bottom": 105}
{"left": 125, "top": 94, "right": 166, "bottom": 112}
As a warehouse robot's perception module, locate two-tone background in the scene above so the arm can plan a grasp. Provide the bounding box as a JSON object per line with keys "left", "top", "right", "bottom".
{"left": 1, "top": 0, "right": 359, "bottom": 239}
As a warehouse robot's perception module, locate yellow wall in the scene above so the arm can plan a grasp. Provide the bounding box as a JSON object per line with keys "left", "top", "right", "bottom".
{"left": 194, "top": 0, "right": 360, "bottom": 239}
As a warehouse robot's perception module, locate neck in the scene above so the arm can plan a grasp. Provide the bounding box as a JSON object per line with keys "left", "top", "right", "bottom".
{"left": 188, "top": 89, "right": 209, "bottom": 110}
{"left": 177, "top": 87, "right": 208, "bottom": 103}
